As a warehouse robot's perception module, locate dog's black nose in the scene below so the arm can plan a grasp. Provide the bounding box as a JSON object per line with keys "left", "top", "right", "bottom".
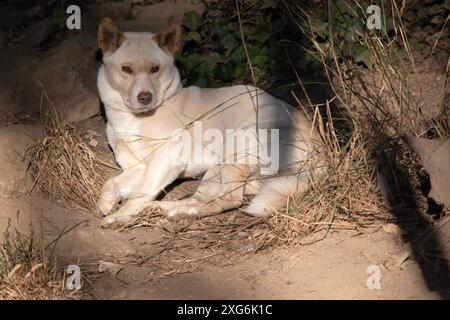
{"left": 137, "top": 91, "right": 153, "bottom": 105}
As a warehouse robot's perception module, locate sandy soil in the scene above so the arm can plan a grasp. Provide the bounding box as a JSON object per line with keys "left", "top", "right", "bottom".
{"left": 3, "top": 189, "right": 448, "bottom": 300}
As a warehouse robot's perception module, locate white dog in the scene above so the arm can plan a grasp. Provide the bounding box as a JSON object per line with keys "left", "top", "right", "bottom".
{"left": 96, "top": 18, "right": 324, "bottom": 228}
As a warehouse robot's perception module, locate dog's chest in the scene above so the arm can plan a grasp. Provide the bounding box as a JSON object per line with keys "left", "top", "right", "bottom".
{"left": 105, "top": 109, "right": 181, "bottom": 169}
{"left": 105, "top": 116, "right": 153, "bottom": 169}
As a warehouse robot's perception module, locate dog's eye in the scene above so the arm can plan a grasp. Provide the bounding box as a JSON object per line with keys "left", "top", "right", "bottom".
{"left": 121, "top": 66, "right": 133, "bottom": 74}
{"left": 150, "top": 65, "right": 160, "bottom": 73}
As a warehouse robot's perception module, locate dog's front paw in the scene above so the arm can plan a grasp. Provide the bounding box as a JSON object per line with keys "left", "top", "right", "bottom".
{"left": 97, "top": 192, "right": 118, "bottom": 217}
{"left": 101, "top": 213, "right": 131, "bottom": 229}
{"left": 100, "top": 202, "right": 146, "bottom": 228}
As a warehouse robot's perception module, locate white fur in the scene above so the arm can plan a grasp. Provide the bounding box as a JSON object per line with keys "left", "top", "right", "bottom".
{"left": 96, "top": 23, "right": 325, "bottom": 228}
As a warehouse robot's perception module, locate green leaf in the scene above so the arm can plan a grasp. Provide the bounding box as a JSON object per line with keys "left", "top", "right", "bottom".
{"left": 262, "top": 0, "right": 277, "bottom": 9}
{"left": 253, "top": 54, "right": 270, "bottom": 68}
{"left": 382, "top": 16, "right": 395, "bottom": 34}
{"left": 220, "top": 33, "right": 238, "bottom": 52}
{"left": 185, "top": 31, "right": 201, "bottom": 43}
{"left": 250, "top": 31, "right": 270, "bottom": 44}
{"left": 216, "top": 64, "right": 234, "bottom": 82}
{"left": 230, "top": 46, "right": 246, "bottom": 63}
{"left": 183, "top": 53, "right": 202, "bottom": 74}
{"left": 445, "top": 0, "right": 450, "bottom": 10}
{"left": 183, "top": 11, "right": 203, "bottom": 31}
{"left": 198, "top": 61, "right": 213, "bottom": 80}
{"left": 211, "top": 24, "right": 228, "bottom": 38}
{"left": 234, "top": 63, "right": 247, "bottom": 78}
{"left": 205, "top": 52, "right": 223, "bottom": 68}
{"left": 52, "top": 8, "right": 66, "bottom": 29}
{"left": 409, "top": 38, "right": 421, "bottom": 52}
{"left": 353, "top": 45, "right": 372, "bottom": 69}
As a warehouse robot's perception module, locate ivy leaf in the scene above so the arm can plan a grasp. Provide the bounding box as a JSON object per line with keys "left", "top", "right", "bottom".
{"left": 251, "top": 47, "right": 270, "bottom": 69}
{"left": 250, "top": 31, "right": 270, "bottom": 44}
{"left": 353, "top": 45, "right": 372, "bottom": 69}
{"left": 220, "top": 33, "right": 238, "bottom": 52}
{"left": 183, "top": 11, "right": 203, "bottom": 31}
{"left": 230, "top": 46, "right": 246, "bottom": 63}
{"left": 211, "top": 24, "right": 228, "bottom": 38}
{"left": 234, "top": 63, "right": 247, "bottom": 78}
{"left": 183, "top": 53, "right": 202, "bottom": 74}
{"left": 216, "top": 63, "right": 234, "bottom": 82}
{"left": 205, "top": 52, "right": 223, "bottom": 68}
{"left": 382, "top": 16, "right": 395, "bottom": 34}
{"left": 52, "top": 8, "right": 66, "bottom": 29}
{"left": 185, "top": 31, "right": 201, "bottom": 43}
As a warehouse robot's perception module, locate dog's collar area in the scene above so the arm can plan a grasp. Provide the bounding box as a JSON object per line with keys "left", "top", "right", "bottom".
{"left": 162, "top": 83, "right": 183, "bottom": 104}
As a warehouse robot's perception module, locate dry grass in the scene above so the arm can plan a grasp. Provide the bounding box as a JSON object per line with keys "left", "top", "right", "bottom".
{"left": 275, "top": 0, "right": 450, "bottom": 241}
{"left": 268, "top": 131, "right": 386, "bottom": 243}
{"left": 123, "top": 209, "right": 275, "bottom": 273}
{"left": 0, "top": 227, "right": 78, "bottom": 300}
{"left": 26, "top": 86, "right": 115, "bottom": 213}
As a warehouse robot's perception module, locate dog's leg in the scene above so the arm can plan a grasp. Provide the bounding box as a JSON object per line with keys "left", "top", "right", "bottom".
{"left": 97, "top": 164, "right": 146, "bottom": 216}
{"left": 155, "top": 164, "right": 249, "bottom": 220}
{"left": 101, "top": 154, "right": 186, "bottom": 228}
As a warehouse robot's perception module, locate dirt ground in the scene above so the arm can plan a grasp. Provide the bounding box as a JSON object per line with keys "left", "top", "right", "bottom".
{"left": 0, "top": 116, "right": 448, "bottom": 300}
{"left": 3, "top": 192, "right": 450, "bottom": 299}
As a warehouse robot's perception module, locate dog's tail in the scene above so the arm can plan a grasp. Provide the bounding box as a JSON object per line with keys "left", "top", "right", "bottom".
{"left": 245, "top": 168, "right": 325, "bottom": 217}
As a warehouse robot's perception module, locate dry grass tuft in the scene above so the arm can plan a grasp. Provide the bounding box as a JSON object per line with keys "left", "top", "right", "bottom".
{"left": 26, "top": 86, "right": 114, "bottom": 213}
{"left": 276, "top": 0, "right": 450, "bottom": 242}
{"left": 268, "top": 130, "right": 386, "bottom": 243}
{"left": 0, "top": 227, "right": 78, "bottom": 300}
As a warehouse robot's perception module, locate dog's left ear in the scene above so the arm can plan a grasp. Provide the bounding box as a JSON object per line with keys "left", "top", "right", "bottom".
{"left": 154, "top": 23, "right": 182, "bottom": 55}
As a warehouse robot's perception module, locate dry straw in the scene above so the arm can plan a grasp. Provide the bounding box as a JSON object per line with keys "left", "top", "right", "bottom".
{"left": 26, "top": 84, "right": 114, "bottom": 213}
{"left": 275, "top": 0, "right": 449, "bottom": 241}
{"left": 0, "top": 227, "right": 78, "bottom": 300}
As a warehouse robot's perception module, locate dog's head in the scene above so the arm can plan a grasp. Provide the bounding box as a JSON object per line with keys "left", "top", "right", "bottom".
{"left": 98, "top": 18, "right": 182, "bottom": 113}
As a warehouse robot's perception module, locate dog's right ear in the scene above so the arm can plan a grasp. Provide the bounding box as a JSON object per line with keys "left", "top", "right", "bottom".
{"left": 98, "top": 18, "right": 125, "bottom": 55}
{"left": 154, "top": 23, "right": 182, "bottom": 55}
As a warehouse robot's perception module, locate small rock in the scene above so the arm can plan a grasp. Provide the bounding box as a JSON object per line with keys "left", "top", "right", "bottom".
{"left": 404, "top": 11, "right": 417, "bottom": 23}
{"left": 83, "top": 1, "right": 133, "bottom": 30}
{"left": 430, "top": 15, "right": 444, "bottom": 25}
{"left": 25, "top": 19, "right": 55, "bottom": 47}
{"left": 382, "top": 223, "right": 402, "bottom": 235}
{"left": 122, "top": 0, "right": 205, "bottom": 31}
{"left": 98, "top": 260, "right": 123, "bottom": 276}
{"left": 0, "top": 125, "right": 42, "bottom": 199}
{"left": 87, "top": 129, "right": 101, "bottom": 137}
{"left": 424, "top": 33, "right": 441, "bottom": 47}
{"left": 88, "top": 138, "right": 99, "bottom": 148}
{"left": 237, "top": 231, "right": 249, "bottom": 238}
{"left": 405, "top": 135, "right": 450, "bottom": 209}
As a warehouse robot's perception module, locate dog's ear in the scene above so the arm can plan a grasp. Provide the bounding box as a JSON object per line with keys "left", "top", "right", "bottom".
{"left": 98, "top": 18, "right": 125, "bottom": 55}
{"left": 154, "top": 23, "right": 182, "bottom": 55}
